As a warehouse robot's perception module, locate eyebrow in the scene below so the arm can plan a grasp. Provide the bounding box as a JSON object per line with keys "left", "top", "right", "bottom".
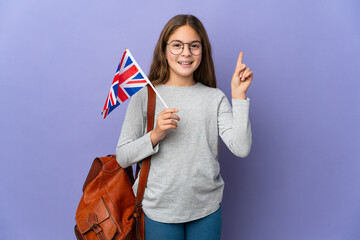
{"left": 171, "top": 40, "right": 201, "bottom": 43}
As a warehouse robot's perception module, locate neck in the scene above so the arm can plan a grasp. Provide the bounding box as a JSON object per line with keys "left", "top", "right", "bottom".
{"left": 165, "top": 76, "right": 196, "bottom": 87}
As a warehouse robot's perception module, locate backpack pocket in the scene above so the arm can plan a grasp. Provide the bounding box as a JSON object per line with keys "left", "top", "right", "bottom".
{"left": 75, "top": 196, "right": 117, "bottom": 240}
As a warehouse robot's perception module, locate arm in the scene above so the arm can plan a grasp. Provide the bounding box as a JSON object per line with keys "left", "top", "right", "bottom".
{"left": 218, "top": 90, "right": 252, "bottom": 157}
{"left": 218, "top": 51, "right": 253, "bottom": 157}
{"left": 116, "top": 88, "right": 159, "bottom": 168}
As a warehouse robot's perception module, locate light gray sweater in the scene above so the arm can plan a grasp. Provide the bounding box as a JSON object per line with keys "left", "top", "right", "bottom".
{"left": 116, "top": 82, "right": 252, "bottom": 223}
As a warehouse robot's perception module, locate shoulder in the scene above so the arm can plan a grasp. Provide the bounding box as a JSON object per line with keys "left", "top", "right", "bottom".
{"left": 129, "top": 85, "right": 148, "bottom": 104}
{"left": 126, "top": 85, "right": 149, "bottom": 116}
{"left": 197, "top": 82, "right": 224, "bottom": 92}
{"left": 195, "top": 83, "right": 230, "bottom": 107}
{"left": 199, "top": 83, "right": 227, "bottom": 98}
{"left": 196, "top": 82, "right": 221, "bottom": 95}
{"left": 134, "top": 85, "right": 148, "bottom": 99}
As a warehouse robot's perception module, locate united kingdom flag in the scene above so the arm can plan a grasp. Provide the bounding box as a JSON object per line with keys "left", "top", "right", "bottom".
{"left": 101, "top": 49, "right": 149, "bottom": 119}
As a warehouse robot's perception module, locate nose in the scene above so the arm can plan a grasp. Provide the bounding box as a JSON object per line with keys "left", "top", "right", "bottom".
{"left": 182, "top": 43, "right": 192, "bottom": 56}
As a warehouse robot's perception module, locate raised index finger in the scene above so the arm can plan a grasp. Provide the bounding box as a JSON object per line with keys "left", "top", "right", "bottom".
{"left": 236, "top": 52, "right": 243, "bottom": 69}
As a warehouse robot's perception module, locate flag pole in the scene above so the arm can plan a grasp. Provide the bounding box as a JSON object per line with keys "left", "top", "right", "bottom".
{"left": 126, "top": 48, "right": 169, "bottom": 109}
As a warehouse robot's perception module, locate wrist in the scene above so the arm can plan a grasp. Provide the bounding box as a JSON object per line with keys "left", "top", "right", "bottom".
{"left": 232, "top": 91, "right": 246, "bottom": 100}
{"left": 150, "top": 130, "right": 162, "bottom": 147}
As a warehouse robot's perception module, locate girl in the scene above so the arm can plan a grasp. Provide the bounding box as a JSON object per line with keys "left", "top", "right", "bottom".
{"left": 116, "top": 14, "right": 253, "bottom": 240}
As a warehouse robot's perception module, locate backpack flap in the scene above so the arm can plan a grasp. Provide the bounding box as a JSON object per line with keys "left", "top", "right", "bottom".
{"left": 75, "top": 197, "right": 117, "bottom": 239}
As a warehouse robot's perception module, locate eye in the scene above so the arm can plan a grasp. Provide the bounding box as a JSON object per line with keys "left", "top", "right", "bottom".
{"left": 190, "top": 42, "right": 201, "bottom": 49}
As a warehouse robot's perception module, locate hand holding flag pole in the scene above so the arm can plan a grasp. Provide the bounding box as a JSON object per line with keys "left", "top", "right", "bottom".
{"left": 101, "top": 48, "right": 168, "bottom": 119}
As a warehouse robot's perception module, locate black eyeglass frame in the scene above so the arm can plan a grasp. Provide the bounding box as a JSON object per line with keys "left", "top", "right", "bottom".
{"left": 166, "top": 40, "right": 202, "bottom": 56}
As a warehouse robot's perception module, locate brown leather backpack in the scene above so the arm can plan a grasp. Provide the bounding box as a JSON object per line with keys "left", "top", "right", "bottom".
{"left": 74, "top": 84, "right": 156, "bottom": 240}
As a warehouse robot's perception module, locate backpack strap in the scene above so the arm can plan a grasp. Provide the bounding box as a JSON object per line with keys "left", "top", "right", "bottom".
{"left": 134, "top": 84, "right": 156, "bottom": 214}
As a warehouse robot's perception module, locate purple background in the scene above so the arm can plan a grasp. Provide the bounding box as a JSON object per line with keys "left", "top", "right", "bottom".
{"left": 1, "top": 0, "right": 359, "bottom": 239}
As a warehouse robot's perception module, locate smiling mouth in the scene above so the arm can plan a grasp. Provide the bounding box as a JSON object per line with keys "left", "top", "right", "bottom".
{"left": 178, "top": 61, "right": 193, "bottom": 65}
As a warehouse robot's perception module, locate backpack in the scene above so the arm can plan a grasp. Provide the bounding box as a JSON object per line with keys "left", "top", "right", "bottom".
{"left": 74, "top": 84, "right": 155, "bottom": 240}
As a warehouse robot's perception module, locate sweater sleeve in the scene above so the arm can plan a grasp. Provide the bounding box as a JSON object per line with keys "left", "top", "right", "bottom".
{"left": 116, "top": 88, "right": 159, "bottom": 168}
{"left": 217, "top": 89, "right": 252, "bottom": 158}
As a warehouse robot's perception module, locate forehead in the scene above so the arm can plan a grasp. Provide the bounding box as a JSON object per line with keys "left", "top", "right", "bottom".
{"left": 168, "top": 25, "right": 201, "bottom": 42}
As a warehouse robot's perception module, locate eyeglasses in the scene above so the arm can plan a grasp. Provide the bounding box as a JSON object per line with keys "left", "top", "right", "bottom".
{"left": 167, "top": 40, "right": 202, "bottom": 56}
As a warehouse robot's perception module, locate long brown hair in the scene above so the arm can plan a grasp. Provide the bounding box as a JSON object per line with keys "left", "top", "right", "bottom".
{"left": 148, "top": 14, "right": 217, "bottom": 88}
